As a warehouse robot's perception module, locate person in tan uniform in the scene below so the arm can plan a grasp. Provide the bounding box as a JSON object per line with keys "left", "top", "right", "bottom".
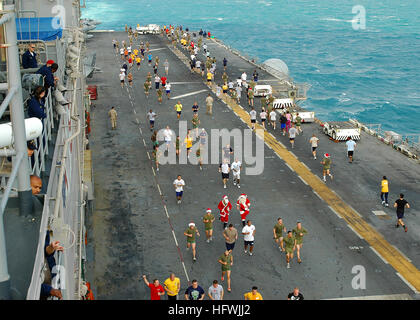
{"left": 108, "top": 106, "right": 117, "bottom": 129}
{"left": 205, "top": 93, "right": 214, "bottom": 115}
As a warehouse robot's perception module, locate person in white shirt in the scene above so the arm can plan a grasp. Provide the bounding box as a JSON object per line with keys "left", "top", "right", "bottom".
{"left": 203, "top": 43, "right": 207, "bottom": 53}
{"left": 288, "top": 123, "right": 298, "bottom": 149}
{"left": 173, "top": 175, "right": 185, "bottom": 204}
{"left": 242, "top": 220, "right": 256, "bottom": 256}
{"left": 241, "top": 72, "right": 247, "bottom": 84}
{"left": 119, "top": 48, "right": 124, "bottom": 59}
{"left": 165, "top": 82, "right": 171, "bottom": 99}
{"left": 208, "top": 280, "right": 224, "bottom": 300}
{"left": 164, "top": 59, "right": 169, "bottom": 75}
{"left": 309, "top": 134, "right": 320, "bottom": 159}
{"left": 260, "top": 108, "right": 267, "bottom": 129}
{"left": 269, "top": 110, "right": 277, "bottom": 129}
{"left": 219, "top": 159, "right": 231, "bottom": 189}
{"left": 147, "top": 109, "right": 156, "bottom": 131}
{"left": 163, "top": 125, "right": 173, "bottom": 150}
{"left": 231, "top": 158, "right": 242, "bottom": 188}
{"left": 346, "top": 137, "right": 357, "bottom": 163}
{"left": 119, "top": 72, "right": 125, "bottom": 88}
{"left": 249, "top": 108, "right": 257, "bottom": 130}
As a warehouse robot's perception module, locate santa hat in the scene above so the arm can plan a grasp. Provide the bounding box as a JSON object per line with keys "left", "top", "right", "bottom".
{"left": 223, "top": 195, "right": 228, "bottom": 200}
{"left": 188, "top": 222, "right": 195, "bottom": 227}
{"left": 240, "top": 193, "right": 247, "bottom": 197}
{"left": 46, "top": 59, "right": 55, "bottom": 65}
{"left": 324, "top": 153, "right": 330, "bottom": 158}
{"left": 206, "top": 208, "right": 212, "bottom": 213}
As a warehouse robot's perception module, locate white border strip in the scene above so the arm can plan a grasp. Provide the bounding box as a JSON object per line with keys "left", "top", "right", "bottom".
{"left": 396, "top": 272, "right": 420, "bottom": 294}
{"left": 369, "top": 246, "right": 388, "bottom": 264}
{"left": 328, "top": 205, "right": 342, "bottom": 219}
{"left": 347, "top": 224, "right": 364, "bottom": 240}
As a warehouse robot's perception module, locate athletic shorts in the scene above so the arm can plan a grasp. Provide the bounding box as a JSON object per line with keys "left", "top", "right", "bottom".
{"left": 223, "top": 89, "right": 227, "bottom": 93}
{"left": 155, "top": 83, "right": 159, "bottom": 89}
{"left": 148, "top": 59, "right": 152, "bottom": 62}
{"left": 348, "top": 151, "right": 354, "bottom": 156}
{"left": 120, "top": 80, "right": 124, "bottom": 83}
{"left": 251, "top": 119, "right": 256, "bottom": 123}
{"left": 244, "top": 240, "right": 254, "bottom": 246}
{"left": 149, "top": 120, "right": 155, "bottom": 125}
{"left": 285, "top": 247, "right": 294, "bottom": 254}
{"left": 166, "top": 90, "right": 170, "bottom": 93}
{"left": 233, "top": 171, "right": 240, "bottom": 179}
{"left": 281, "top": 123, "right": 286, "bottom": 129}
{"left": 290, "top": 138, "right": 295, "bottom": 141}
{"left": 222, "top": 173, "right": 229, "bottom": 180}
{"left": 261, "top": 119, "right": 266, "bottom": 122}
{"left": 176, "top": 191, "right": 183, "bottom": 197}
{"left": 207, "top": 79, "right": 212, "bottom": 82}
{"left": 312, "top": 147, "right": 317, "bottom": 151}
{"left": 397, "top": 211, "right": 404, "bottom": 219}
{"left": 187, "top": 147, "right": 191, "bottom": 151}
{"left": 226, "top": 242, "right": 235, "bottom": 251}
{"left": 137, "top": 62, "right": 140, "bottom": 65}
{"left": 177, "top": 111, "right": 181, "bottom": 115}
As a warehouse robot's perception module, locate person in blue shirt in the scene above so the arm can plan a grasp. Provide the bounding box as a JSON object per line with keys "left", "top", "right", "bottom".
{"left": 36, "top": 60, "right": 58, "bottom": 90}
{"left": 27, "top": 86, "right": 47, "bottom": 120}
{"left": 184, "top": 280, "right": 205, "bottom": 300}
{"left": 21, "top": 44, "right": 38, "bottom": 69}
{"left": 346, "top": 137, "right": 357, "bottom": 163}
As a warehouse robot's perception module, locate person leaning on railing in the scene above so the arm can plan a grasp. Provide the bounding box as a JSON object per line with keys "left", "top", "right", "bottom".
{"left": 36, "top": 60, "right": 59, "bottom": 91}
{"left": 27, "top": 86, "right": 47, "bottom": 120}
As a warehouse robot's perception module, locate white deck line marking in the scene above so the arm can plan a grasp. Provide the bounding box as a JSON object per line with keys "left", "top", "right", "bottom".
{"left": 146, "top": 152, "right": 151, "bottom": 160}
{"left": 396, "top": 272, "right": 420, "bottom": 294}
{"left": 170, "top": 89, "right": 208, "bottom": 99}
{"left": 143, "top": 139, "right": 146, "bottom": 147}
{"left": 347, "top": 224, "right": 364, "bottom": 239}
{"left": 171, "top": 230, "right": 179, "bottom": 247}
{"left": 312, "top": 190, "right": 322, "bottom": 200}
{"left": 157, "top": 184, "right": 162, "bottom": 196}
{"left": 151, "top": 167, "right": 156, "bottom": 176}
{"left": 285, "top": 163, "right": 294, "bottom": 172}
{"left": 135, "top": 118, "right": 139, "bottom": 124}
{"left": 181, "top": 261, "right": 190, "bottom": 283}
{"left": 298, "top": 176, "right": 309, "bottom": 186}
{"left": 133, "top": 109, "right": 136, "bottom": 114}
{"left": 289, "top": 151, "right": 298, "bottom": 158}
{"left": 328, "top": 205, "right": 342, "bottom": 219}
{"left": 148, "top": 47, "right": 167, "bottom": 52}
{"left": 278, "top": 141, "right": 286, "bottom": 148}
{"left": 301, "top": 162, "right": 311, "bottom": 171}
{"left": 139, "top": 127, "right": 143, "bottom": 134}
{"left": 372, "top": 210, "right": 387, "bottom": 216}
{"left": 163, "top": 205, "right": 169, "bottom": 218}
{"left": 392, "top": 246, "right": 412, "bottom": 263}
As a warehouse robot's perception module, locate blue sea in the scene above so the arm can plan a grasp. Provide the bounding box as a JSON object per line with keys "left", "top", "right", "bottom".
{"left": 82, "top": 0, "right": 420, "bottom": 136}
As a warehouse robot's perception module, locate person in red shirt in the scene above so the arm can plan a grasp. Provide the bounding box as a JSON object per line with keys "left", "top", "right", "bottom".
{"left": 160, "top": 76, "right": 167, "bottom": 87}
{"left": 142, "top": 275, "right": 165, "bottom": 300}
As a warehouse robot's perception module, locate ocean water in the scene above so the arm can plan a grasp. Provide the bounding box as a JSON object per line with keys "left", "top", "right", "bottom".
{"left": 82, "top": 0, "right": 420, "bottom": 136}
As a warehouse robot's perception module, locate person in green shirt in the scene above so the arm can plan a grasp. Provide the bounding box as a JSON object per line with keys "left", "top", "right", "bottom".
{"left": 247, "top": 88, "right": 254, "bottom": 106}
{"left": 292, "top": 222, "right": 308, "bottom": 264}
{"left": 283, "top": 231, "right": 296, "bottom": 269}
{"left": 175, "top": 136, "right": 180, "bottom": 157}
{"left": 218, "top": 250, "right": 233, "bottom": 292}
{"left": 321, "top": 153, "right": 333, "bottom": 182}
{"left": 231, "top": 89, "right": 237, "bottom": 103}
{"left": 203, "top": 208, "right": 215, "bottom": 242}
{"left": 157, "top": 87, "right": 163, "bottom": 104}
{"left": 184, "top": 222, "right": 200, "bottom": 261}
{"left": 146, "top": 72, "right": 152, "bottom": 83}
{"left": 144, "top": 81, "right": 150, "bottom": 97}
{"left": 273, "top": 217, "right": 287, "bottom": 252}
{"left": 196, "top": 147, "right": 203, "bottom": 170}
{"left": 295, "top": 113, "right": 302, "bottom": 134}
{"left": 260, "top": 96, "right": 267, "bottom": 110}
{"left": 267, "top": 94, "right": 274, "bottom": 110}
{"left": 222, "top": 72, "right": 228, "bottom": 84}
{"left": 248, "top": 80, "right": 256, "bottom": 91}
{"left": 192, "top": 113, "right": 200, "bottom": 136}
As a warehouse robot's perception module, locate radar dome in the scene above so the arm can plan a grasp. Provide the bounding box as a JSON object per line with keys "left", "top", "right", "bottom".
{"left": 262, "top": 58, "right": 289, "bottom": 80}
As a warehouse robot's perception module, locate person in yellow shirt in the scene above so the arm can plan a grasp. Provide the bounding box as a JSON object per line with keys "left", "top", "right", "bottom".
{"left": 175, "top": 101, "right": 183, "bottom": 119}
{"left": 133, "top": 49, "right": 138, "bottom": 56}
{"left": 135, "top": 56, "right": 141, "bottom": 70}
{"left": 163, "top": 273, "right": 180, "bottom": 300}
{"left": 381, "top": 176, "right": 389, "bottom": 207}
{"left": 207, "top": 72, "right": 213, "bottom": 84}
{"left": 244, "top": 286, "right": 263, "bottom": 300}
{"left": 184, "top": 130, "right": 193, "bottom": 157}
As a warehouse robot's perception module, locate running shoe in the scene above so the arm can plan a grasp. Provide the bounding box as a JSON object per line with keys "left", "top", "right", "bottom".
{"left": 298, "top": 259, "right": 302, "bottom": 264}
{"left": 287, "top": 263, "right": 290, "bottom": 269}
{"left": 404, "top": 226, "right": 408, "bottom": 232}
{"left": 238, "top": 185, "right": 240, "bottom": 188}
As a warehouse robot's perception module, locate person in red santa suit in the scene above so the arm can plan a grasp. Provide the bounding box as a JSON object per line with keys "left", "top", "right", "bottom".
{"left": 237, "top": 194, "right": 251, "bottom": 227}
{"left": 218, "top": 195, "right": 232, "bottom": 229}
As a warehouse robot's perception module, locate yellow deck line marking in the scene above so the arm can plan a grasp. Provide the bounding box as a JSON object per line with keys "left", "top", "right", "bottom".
{"left": 206, "top": 83, "right": 420, "bottom": 292}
